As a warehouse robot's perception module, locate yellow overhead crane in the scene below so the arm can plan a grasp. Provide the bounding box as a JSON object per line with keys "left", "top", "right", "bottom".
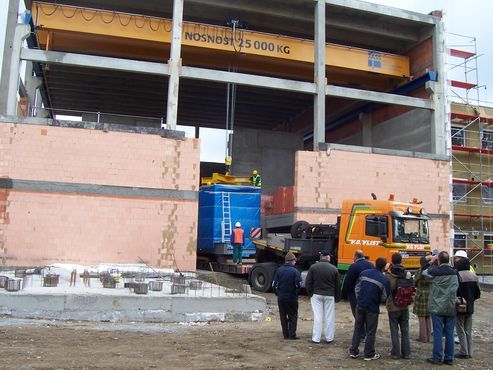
{"left": 31, "top": 2, "right": 410, "bottom": 81}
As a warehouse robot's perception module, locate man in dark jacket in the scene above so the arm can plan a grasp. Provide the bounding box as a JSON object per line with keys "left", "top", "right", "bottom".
{"left": 272, "top": 252, "right": 302, "bottom": 340}
{"left": 349, "top": 257, "right": 390, "bottom": 361}
{"left": 423, "top": 251, "right": 459, "bottom": 365}
{"left": 455, "top": 255, "right": 481, "bottom": 359}
{"left": 305, "top": 251, "right": 340, "bottom": 344}
{"left": 385, "top": 253, "right": 413, "bottom": 359}
{"left": 342, "top": 250, "right": 374, "bottom": 320}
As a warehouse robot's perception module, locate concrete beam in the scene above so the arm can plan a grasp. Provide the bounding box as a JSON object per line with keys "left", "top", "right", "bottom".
{"left": 24, "top": 61, "right": 43, "bottom": 117}
{"left": 326, "top": 84, "right": 433, "bottom": 109}
{"left": 21, "top": 49, "right": 316, "bottom": 94}
{"left": 0, "top": 0, "right": 20, "bottom": 115}
{"left": 6, "top": 24, "right": 31, "bottom": 116}
{"left": 431, "top": 19, "right": 448, "bottom": 156}
{"left": 0, "top": 178, "right": 197, "bottom": 201}
{"left": 20, "top": 48, "right": 169, "bottom": 75}
{"left": 181, "top": 66, "right": 316, "bottom": 94}
{"left": 21, "top": 50, "right": 432, "bottom": 111}
{"left": 165, "top": 0, "right": 184, "bottom": 130}
{"left": 313, "top": 0, "right": 326, "bottom": 150}
{"left": 326, "top": 0, "right": 437, "bottom": 25}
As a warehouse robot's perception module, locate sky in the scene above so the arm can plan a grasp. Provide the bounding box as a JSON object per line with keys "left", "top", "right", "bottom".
{"left": 0, "top": 0, "right": 492, "bottom": 162}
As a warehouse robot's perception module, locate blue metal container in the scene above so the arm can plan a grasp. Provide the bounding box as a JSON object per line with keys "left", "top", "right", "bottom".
{"left": 198, "top": 184, "right": 261, "bottom": 257}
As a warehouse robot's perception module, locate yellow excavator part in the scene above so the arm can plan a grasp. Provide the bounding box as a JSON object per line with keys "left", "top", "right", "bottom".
{"left": 201, "top": 173, "right": 251, "bottom": 186}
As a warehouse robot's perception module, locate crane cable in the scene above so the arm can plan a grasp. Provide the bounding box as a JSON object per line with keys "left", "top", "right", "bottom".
{"left": 225, "top": 64, "right": 237, "bottom": 172}
{"left": 225, "top": 20, "right": 243, "bottom": 172}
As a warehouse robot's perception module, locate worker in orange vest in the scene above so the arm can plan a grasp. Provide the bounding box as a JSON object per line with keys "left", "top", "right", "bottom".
{"left": 231, "top": 222, "right": 245, "bottom": 265}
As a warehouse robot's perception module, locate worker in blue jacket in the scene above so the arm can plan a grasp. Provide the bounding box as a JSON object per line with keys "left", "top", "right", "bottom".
{"left": 272, "top": 252, "right": 302, "bottom": 340}
{"left": 342, "top": 250, "right": 375, "bottom": 338}
{"left": 349, "top": 257, "right": 390, "bottom": 361}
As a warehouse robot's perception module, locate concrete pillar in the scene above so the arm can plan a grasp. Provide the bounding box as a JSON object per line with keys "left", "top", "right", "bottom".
{"left": 165, "top": 0, "right": 184, "bottom": 130}
{"left": 313, "top": 0, "right": 326, "bottom": 150}
{"left": 431, "top": 19, "right": 447, "bottom": 156}
{"left": 0, "top": 0, "right": 20, "bottom": 114}
{"left": 430, "top": 18, "right": 452, "bottom": 257}
{"left": 6, "top": 24, "right": 31, "bottom": 116}
{"left": 24, "top": 60, "right": 43, "bottom": 116}
{"left": 360, "top": 112, "right": 372, "bottom": 147}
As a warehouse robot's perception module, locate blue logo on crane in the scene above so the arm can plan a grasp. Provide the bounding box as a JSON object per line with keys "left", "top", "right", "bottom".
{"left": 368, "top": 51, "right": 382, "bottom": 69}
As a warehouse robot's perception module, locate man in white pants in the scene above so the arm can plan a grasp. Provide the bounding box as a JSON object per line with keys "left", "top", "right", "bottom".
{"left": 305, "top": 251, "right": 340, "bottom": 343}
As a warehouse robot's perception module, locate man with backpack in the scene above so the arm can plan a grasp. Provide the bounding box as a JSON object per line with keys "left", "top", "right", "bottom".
{"left": 385, "top": 253, "right": 415, "bottom": 359}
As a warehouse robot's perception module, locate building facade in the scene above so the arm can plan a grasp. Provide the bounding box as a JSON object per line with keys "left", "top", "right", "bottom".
{"left": 0, "top": 0, "right": 452, "bottom": 269}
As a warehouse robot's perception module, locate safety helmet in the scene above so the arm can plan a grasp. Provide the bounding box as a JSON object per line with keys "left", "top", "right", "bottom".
{"left": 454, "top": 250, "right": 468, "bottom": 259}
{"left": 235, "top": 222, "right": 241, "bottom": 228}
{"left": 252, "top": 170, "right": 258, "bottom": 175}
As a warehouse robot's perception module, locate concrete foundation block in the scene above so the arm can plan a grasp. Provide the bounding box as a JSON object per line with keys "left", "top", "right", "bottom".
{"left": 0, "top": 289, "right": 267, "bottom": 323}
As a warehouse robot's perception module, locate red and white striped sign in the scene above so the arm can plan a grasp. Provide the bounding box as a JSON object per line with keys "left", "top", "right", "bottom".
{"left": 250, "top": 227, "right": 262, "bottom": 239}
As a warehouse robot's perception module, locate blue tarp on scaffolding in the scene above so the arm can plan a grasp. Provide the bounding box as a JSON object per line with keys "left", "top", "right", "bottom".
{"left": 198, "top": 184, "right": 261, "bottom": 255}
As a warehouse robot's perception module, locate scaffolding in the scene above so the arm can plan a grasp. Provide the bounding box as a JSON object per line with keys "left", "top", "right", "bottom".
{"left": 448, "top": 32, "right": 493, "bottom": 276}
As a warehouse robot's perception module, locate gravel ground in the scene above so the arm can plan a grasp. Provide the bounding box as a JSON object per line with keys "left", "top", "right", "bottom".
{"left": 0, "top": 271, "right": 492, "bottom": 369}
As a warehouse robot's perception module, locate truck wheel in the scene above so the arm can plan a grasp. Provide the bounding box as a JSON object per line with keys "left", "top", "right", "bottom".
{"left": 250, "top": 263, "right": 277, "bottom": 292}
{"left": 291, "top": 220, "right": 309, "bottom": 239}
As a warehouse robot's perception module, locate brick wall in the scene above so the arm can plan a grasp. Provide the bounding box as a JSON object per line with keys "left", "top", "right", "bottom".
{"left": 406, "top": 37, "right": 434, "bottom": 77}
{"left": 0, "top": 123, "right": 198, "bottom": 191}
{"left": 0, "top": 121, "right": 200, "bottom": 270}
{"left": 293, "top": 149, "right": 451, "bottom": 250}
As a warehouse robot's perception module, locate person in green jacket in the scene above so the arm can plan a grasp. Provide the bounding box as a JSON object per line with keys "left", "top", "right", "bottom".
{"left": 423, "top": 251, "right": 459, "bottom": 366}
{"left": 413, "top": 255, "right": 432, "bottom": 343}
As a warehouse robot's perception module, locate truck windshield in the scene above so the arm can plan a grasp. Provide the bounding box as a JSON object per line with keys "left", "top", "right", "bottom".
{"left": 393, "top": 217, "right": 429, "bottom": 244}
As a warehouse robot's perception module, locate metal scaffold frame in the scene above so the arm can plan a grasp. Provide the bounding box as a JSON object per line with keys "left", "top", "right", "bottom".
{"left": 448, "top": 31, "right": 493, "bottom": 276}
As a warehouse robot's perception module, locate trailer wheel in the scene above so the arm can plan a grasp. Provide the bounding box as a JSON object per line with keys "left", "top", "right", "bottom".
{"left": 291, "top": 220, "right": 309, "bottom": 239}
{"left": 250, "top": 263, "right": 278, "bottom": 292}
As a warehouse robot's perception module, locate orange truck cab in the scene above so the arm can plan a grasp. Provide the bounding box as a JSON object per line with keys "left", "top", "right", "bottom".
{"left": 337, "top": 197, "right": 431, "bottom": 270}
{"left": 248, "top": 196, "right": 431, "bottom": 292}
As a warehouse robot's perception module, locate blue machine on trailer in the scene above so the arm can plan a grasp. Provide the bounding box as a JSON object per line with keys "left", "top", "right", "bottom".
{"left": 198, "top": 184, "right": 261, "bottom": 261}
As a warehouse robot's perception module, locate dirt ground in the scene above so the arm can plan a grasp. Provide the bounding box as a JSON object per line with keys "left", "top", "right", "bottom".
{"left": 0, "top": 272, "right": 492, "bottom": 369}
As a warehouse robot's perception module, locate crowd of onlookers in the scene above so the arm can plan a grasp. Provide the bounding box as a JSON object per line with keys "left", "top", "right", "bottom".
{"left": 271, "top": 248, "right": 481, "bottom": 365}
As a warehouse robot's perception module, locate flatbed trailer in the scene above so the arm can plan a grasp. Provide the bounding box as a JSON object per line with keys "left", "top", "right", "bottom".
{"left": 249, "top": 232, "right": 337, "bottom": 292}
{"left": 197, "top": 255, "right": 255, "bottom": 275}
{"left": 199, "top": 197, "right": 432, "bottom": 293}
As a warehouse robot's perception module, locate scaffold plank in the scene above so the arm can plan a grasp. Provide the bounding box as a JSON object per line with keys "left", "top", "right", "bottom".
{"left": 449, "top": 48, "right": 475, "bottom": 59}
{"left": 450, "top": 80, "right": 477, "bottom": 89}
